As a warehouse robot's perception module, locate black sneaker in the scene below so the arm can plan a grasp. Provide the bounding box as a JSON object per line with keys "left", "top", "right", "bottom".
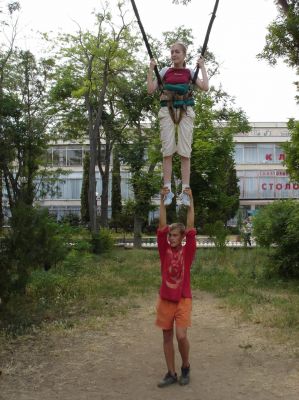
{"left": 179, "top": 365, "right": 190, "bottom": 385}
{"left": 157, "top": 371, "right": 178, "bottom": 388}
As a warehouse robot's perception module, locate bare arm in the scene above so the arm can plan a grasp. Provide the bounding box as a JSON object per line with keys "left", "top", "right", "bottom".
{"left": 159, "top": 187, "right": 168, "bottom": 229}
{"left": 185, "top": 188, "right": 195, "bottom": 229}
{"left": 147, "top": 58, "right": 159, "bottom": 94}
{"left": 194, "top": 56, "right": 209, "bottom": 92}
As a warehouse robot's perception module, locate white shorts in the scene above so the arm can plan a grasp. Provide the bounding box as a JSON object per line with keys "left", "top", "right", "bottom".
{"left": 158, "top": 106, "right": 195, "bottom": 158}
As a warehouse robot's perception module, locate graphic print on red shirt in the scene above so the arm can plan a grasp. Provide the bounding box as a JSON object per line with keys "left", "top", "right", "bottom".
{"left": 165, "top": 247, "right": 184, "bottom": 290}
{"left": 157, "top": 226, "right": 196, "bottom": 302}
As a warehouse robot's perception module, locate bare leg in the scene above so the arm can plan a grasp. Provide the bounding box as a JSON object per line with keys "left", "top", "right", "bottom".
{"left": 181, "top": 156, "right": 190, "bottom": 187}
{"left": 176, "top": 327, "right": 190, "bottom": 368}
{"left": 162, "top": 329, "right": 176, "bottom": 374}
{"left": 163, "top": 156, "right": 172, "bottom": 186}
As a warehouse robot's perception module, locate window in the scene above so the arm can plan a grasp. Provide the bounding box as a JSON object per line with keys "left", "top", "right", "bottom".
{"left": 53, "top": 148, "right": 67, "bottom": 166}
{"left": 244, "top": 145, "right": 258, "bottom": 163}
{"left": 234, "top": 145, "right": 244, "bottom": 163}
{"left": 67, "top": 149, "right": 83, "bottom": 166}
{"left": 258, "top": 144, "right": 275, "bottom": 163}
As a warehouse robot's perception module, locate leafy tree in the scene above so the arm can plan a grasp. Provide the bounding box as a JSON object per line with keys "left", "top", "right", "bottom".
{"left": 118, "top": 65, "right": 161, "bottom": 247}
{"left": 50, "top": 3, "right": 139, "bottom": 232}
{"left": 191, "top": 110, "right": 244, "bottom": 229}
{"left": 258, "top": 1, "right": 299, "bottom": 68}
{"left": 118, "top": 199, "right": 135, "bottom": 232}
{"left": 0, "top": 1, "right": 20, "bottom": 226}
{"left": 253, "top": 200, "right": 299, "bottom": 278}
{"left": 0, "top": 204, "right": 68, "bottom": 305}
{"left": 0, "top": 50, "right": 54, "bottom": 209}
{"left": 258, "top": 1, "right": 299, "bottom": 100}
{"left": 281, "top": 119, "right": 299, "bottom": 182}
{"left": 120, "top": 130, "right": 161, "bottom": 247}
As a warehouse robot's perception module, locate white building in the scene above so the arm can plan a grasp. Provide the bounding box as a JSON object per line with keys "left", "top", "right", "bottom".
{"left": 234, "top": 122, "right": 299, "bottom": 217}
{"left": 34, "top": 122, "right": 298, "bottom": 220}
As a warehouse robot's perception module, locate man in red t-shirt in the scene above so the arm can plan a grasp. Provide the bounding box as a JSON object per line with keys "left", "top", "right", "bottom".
{"left": 156, "top": 187, "right": 197, "bottom": 388}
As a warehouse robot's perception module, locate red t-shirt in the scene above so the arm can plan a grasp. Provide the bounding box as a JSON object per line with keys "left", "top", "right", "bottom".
{"left": 157, "top": 226, "right": 197, "bottom": 302}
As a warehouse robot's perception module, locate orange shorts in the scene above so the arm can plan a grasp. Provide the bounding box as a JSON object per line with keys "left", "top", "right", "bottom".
{"left": 155, "top": 296, "right": 192, "bottom": 330}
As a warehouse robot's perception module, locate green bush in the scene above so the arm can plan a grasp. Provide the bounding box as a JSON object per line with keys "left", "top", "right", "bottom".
{"left": 205, "top": 220, "right": 228, "bottom": 248}
{"left": 0, "top": 204, "right": 69, "bottom": 305}
{"left": 253, "top": 200, "right": 299, "bottom": 278}
{"left": 91, "top": 228, "right": 114, "bottom": 254}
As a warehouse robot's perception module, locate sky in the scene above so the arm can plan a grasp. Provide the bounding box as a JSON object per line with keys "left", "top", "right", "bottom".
{"left": 9, "top": 0, "right": 299, "bottom": 122}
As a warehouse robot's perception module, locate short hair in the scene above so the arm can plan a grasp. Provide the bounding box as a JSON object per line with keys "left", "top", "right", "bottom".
{"left": 169, "top": 222, "right": 186, "bottom": 235}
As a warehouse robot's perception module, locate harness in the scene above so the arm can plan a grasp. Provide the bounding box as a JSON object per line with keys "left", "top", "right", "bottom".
{"left": 130, "top": 0, "right": 220, "bottom": 119}
{"left": 160, "top": 81, "right": 195, "bottom": 125}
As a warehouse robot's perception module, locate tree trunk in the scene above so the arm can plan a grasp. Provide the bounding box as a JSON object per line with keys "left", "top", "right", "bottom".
{"left": 133, "top": 215, "right": 143, "bottom": 248}
{"left": 100, "top": 168, "right": 109, "bottom": 228}
{"left": 0, "top": 170, "right": 3, "bottom": 227}
{"left": 98, "top": 140, "right": 111, "bottom": 228}
{"left": 88, "top": 122, "right": 98, "bottom": 234}
{"left": 86, "top": 58, "right": 109, "bottom": 234}
{"left": 111, "top": 147, "right": 122, "bottom": 232}
{"left": 80, "top": 152, "right": 90, "bottom": 225}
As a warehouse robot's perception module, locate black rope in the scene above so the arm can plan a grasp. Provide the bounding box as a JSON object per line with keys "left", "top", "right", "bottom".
{"left": 130, "top": 0, "right": 163, "bottom": 88}
{"left": 192, "top": 0, "right": 220, "bottom": 84}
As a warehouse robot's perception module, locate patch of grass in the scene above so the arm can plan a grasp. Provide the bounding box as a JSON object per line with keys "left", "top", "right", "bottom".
{"left": 1, "top": 246, "right": 299, "bottom": 345}
{"left": 192, "top": 248, "right": 299, "bottom": 341}
{"left": 0, "top": 248, "right": 160, "bottom": 336}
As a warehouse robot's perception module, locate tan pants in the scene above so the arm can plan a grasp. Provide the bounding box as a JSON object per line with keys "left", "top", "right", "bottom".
{"left": 158, "top": 106, "right": 195, "bottom": 158}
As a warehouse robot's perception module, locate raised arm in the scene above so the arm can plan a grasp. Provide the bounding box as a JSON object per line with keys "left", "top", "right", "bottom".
{"left": 147, "top": 59, "right": 159, "bottom": 94}
{"left": 185, "top": 188, "right": 194, "bottom": 229}
{"left": 194, "top": 56, "right": 209, "bottom": 92}
{"left": 159, "top": 187, "right": 168, "bottom": 229}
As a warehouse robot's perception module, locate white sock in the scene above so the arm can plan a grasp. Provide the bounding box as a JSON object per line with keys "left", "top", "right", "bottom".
{"left": 182, "top": 184, "right": 189, "bottom": 192}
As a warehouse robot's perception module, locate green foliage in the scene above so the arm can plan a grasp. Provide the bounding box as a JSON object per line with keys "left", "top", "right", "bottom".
{"left": 282, "top": 119, "right": 299, "bottom": 182}
{"left": 117, "top": 199, "right": 135, "bottom": 232}
{"left": 253, "top": 200, "right": 299, "bottom": 278}
{"left": 191, "top": 105, "right": 247, "bottom": 227}
{"left": 257, "top": 1, "right": 299, "bottom": 69}
{"left": 0, "top": 249, "right": 161, "bottom": 335}
{"left": 205, "top": 220, "right": 228, "bottom": 248}
{"left": 192, "top": 248, "right": 299, "bottom": 335}
{"left": 59, "top": 213, "right": 81, "bottom": 227}
{"left": 91, "top": 228, "right": 114, "bottom": 254}
{"left": 0, "top": 204, "right": 69, "bottom": 305}
{"left": 0, "top": 49, "right": 56, "bottom": 210}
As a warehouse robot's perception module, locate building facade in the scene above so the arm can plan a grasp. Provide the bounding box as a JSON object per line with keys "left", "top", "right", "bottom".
{"left": 4, "top": 122, "right": 294, "bottom": 221}
{"left": 234, "top": 122, "right": 299, "bottom": 217}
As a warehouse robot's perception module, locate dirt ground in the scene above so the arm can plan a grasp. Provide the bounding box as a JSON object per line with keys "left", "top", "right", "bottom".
{"left": 0, "top": 291, "right": 299, "bottom": 400}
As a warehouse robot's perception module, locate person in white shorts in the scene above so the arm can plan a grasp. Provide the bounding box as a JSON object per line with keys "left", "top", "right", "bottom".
{"left": 147, "top": 42, "right": 209, "bottom": 206}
